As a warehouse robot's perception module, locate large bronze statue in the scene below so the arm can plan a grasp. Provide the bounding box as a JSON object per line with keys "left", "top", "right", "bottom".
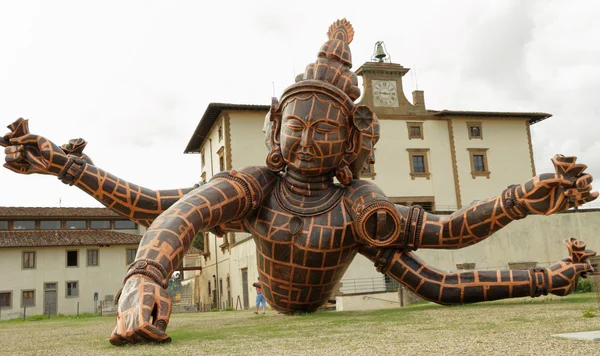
{"left": 2, "top": 19, "right": 597, "bottom": 345}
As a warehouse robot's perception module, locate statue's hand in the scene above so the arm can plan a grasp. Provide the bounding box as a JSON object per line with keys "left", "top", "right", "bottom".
{"left": 3, "top": 118, "right": 68, "bottom": 176}
{"left": 109, "top": 275, "right": 172, "bottom": 346}
{"left": 546, "top": 238, "right": 596, "bottom": 296}
{"left": 517, "top": 155, "right": 598, "bottom": 215}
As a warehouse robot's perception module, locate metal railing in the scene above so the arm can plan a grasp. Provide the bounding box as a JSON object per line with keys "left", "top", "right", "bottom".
{"left": 339, "top": 276, "right": 400, "bottom": 295}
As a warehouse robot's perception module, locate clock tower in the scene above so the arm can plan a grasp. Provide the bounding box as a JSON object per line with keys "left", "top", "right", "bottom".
{"left": 355, "top": 61, "right": 426, "bottom": 117}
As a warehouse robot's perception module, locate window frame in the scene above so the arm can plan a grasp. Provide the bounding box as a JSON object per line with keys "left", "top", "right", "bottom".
{"left": 13, "top": 220, "right": 36, "bottom": 230}
{"left": 126, "top": 248, "right": 137, "bottom": 265}
{"left": 90, "top": 220, "right": 111, "bottom": 230}
{"left": 22, "top": 251, "right": 36, "bottom": 269}
{"left": 467, "top": 122, "right": 483, "bottom": 140}
{"left": 407, "top": 122, "right": 424, "bottom": 140}
{"left": 21, "top": 289, "right": 35, "bottom": 308}
{"left": 0, "top": 291, "right": 12, "bottom": 309}
{"left": 65, "top": 220, "right": 87, "bottom": 230}
{"left": 218, "top": 122, "right": 223, "bottom": 142}
{"left": 87, "top": 249, "right": 99, "bottom": 267}
{"left": 467, "top": 148, "right": 490, "bottom": 178}
{"left": 114, "top": 220, "right": 137, "bottom": 230}
{"left": 217, "top": 146, "right": 225, "bottom": 172}
{"left": 66, "top": 281, "right": 79, "bottom": 298}
{"left": 40, "top": 220, "right": 61, "bottom": 230}
{"left": 66, "top": 250, "right": 79, "bottom": 268}
{"left": 406, "top": 148, "right": 431, "bottom": 180}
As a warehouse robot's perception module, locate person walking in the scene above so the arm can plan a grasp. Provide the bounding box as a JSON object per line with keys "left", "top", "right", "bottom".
{"left": 253, "top": 278, "right": 266, "bottom": 314}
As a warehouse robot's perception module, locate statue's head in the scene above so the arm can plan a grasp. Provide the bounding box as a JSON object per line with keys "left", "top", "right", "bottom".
{"left": 264, "top": 19, "right": 379, "bottom": 185}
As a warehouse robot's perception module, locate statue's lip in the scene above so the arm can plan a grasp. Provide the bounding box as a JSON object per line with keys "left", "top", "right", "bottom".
{"left": 297, "top": 153, "right": 313, "bottom": 161}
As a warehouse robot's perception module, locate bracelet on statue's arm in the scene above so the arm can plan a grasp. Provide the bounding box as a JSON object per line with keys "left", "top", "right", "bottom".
{"left": 123, "top": 259, "right": 169, "bottom": 289}
{"left": 502, "top": 185, "right": 528, "bottom": 220}
{"left": 57, "top": 156, "right": 87, "bottom": 186}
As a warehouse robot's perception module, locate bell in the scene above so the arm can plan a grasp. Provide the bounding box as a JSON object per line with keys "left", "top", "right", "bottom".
{"left": 373, "top": 41, "right": 388, "bottom": 62}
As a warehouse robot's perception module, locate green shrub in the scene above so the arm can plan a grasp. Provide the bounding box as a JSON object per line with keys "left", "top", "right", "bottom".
{"left": 576, "top": 278, "right": 593, "bottom": 293}
{"left": 225, "top": 307, "right": 234, "bottom": 311}
{"left": 210, "top": 307, "right": 218, "bottom": 312}
{"left": 582, "top": 306, "right": 597, "bottom": 318}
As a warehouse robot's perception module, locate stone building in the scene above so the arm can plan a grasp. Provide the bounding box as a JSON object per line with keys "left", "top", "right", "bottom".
{"left": 182, "top": 57, "right": 560, "bottom": 309}
{"left": 0, "top": 207, "right": 143, "bottom": 320}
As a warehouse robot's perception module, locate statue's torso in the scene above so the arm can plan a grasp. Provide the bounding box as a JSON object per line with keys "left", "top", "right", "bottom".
{"left": 245, "top": 179, "right": 358, "bottom": 313}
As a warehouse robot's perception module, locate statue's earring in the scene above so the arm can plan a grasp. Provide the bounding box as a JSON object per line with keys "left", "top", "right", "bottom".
{"left": 266, "top": 98, "right": 285, "bottom": 173}
{"left": 335, "top": 130, "right": 358, "bottom": 185}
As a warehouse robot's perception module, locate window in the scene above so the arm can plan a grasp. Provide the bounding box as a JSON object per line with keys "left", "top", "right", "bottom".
{"left": 467, "top": 122, "right": 483, "bottom": 139}
{"left": 0, "top": 292, "right": 12, "bottom": 308}
{"left": 412, "top": 156, "right": 425, "bottom": 172}
{"left": 90, "top": 220, "right": 110, "bottom": 229}
{"left": 126, "top": 249, "right": 137, "bottom": 265}
{"left": 66, "top": 220, "right": 86, "bottom": 229}
{"left": 22, "top": 290, "right": 35, "bottom": 307}
{"left": 13, "top": 220, "right": 35, "bottom": 230}
{"left": 208, "top": 281, "right": 211, "bottom": 296}
{"left": 66, "top": 250, "right": 78, "bottom": 267}
{"left": 22, "top": 251, "right": 36, "bottom": 269}
{"left": 219, "top": 278, "right": 223, "bottom": 295}
{"left": 218, "top": 123, "right": 223, "bottom": 142}
{"left": 0, "top": 221, "right": 8, "bottom": 230}
{"left": 87, "top": 250, "right": 99, "bottom": 266}
{"left": 66, "top": 281, "right": 79, "bottom": 297}
{"left": 467, "top": 148, "right": 490, "bottom": 178}
{"left": 217, "top": 146, "right": 225, "bottom": 172}
{"left": 407, "top": 122, "right": 424, "bottom": 139}
{"left": 115, "top": 220, "right": 136, "bottom": 229}
{"left": 40, "top": 220, "right": 61, "bottom": 230}
{"left": 201, "top": 150, "right": 205, "bottom": 168}
{"left": 407, "top": 149, "right": 430, "bottom": 179}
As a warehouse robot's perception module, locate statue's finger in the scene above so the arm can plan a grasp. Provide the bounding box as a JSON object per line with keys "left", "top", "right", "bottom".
{"left": 538, "top": 173, "right": 577, "bottom": 188}
{"left": 10, "top": 133, "right": 39, "bottom": 146}
{"left": 576, "top": 174, "right": 593, "bottom": 189}
{"left": 4, "top": 145, "right": 22, "bottom": 155}
{"left": 5, "top": 152, "right": 22, "bottom": 163}
{"left": 564, "top": 186, "right": 592, "bottom": 197}
{"left": 551, "top": 154, "right": 577, "bottom": 175}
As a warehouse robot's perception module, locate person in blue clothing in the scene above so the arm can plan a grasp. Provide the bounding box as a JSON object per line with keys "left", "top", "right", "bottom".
{"left": 253, "top": 278, "right": 266, "bottom": 314}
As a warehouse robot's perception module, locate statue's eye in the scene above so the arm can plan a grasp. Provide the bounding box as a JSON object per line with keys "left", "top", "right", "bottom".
{"left": 314, "top": 123, "right": 336, "bottom": 134}
{"left": 285, "top": 118, "right": 304, "bottom": 131}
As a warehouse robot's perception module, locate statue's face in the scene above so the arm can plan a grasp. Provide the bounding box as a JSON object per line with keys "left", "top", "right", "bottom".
{"left": 280, "top": 94, "right": 349, "bottom": 176}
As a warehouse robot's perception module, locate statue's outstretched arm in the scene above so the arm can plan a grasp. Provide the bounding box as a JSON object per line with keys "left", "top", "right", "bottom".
{"left": 2, "top": 119, "right": 196, "bottom": 227}
{"left": 109, "top": 167, "right": 275, "bottom": 345}
{"left": 409, "top": 155, "right": 596, "bottom": 250}
{"left": 360, "top": 239, "right": 596, "bottom": 305}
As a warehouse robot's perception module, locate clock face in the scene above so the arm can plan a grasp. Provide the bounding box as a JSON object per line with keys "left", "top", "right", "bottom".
{"left": 372, "top": 80, "right": 399, "bottom": 107}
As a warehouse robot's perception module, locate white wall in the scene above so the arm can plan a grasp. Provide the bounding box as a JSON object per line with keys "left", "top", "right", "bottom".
{"left": 0, "top": 244, "right": 137, "bottom": 320}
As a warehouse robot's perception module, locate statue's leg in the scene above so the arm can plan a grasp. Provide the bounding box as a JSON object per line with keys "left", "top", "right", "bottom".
{"left": 360, "top": 239, "right": 596, "bottom": 305}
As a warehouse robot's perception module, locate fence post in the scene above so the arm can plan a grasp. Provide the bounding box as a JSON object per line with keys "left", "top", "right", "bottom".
{"left": 77, "top": 302, "right": 79, "bottom": 317}
{"left": 23, "top": 305, "right": 26, "bottom": 321}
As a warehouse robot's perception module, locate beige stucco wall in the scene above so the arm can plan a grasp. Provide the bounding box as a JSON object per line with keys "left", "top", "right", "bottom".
{"left": 374, "top": 118, "right": 457, "bottom": 210}
{"left": 228, "top": 111, "right": 269, "bottom": 169}
{"left": 452, "top": 118, "right": 534, "bottom": 205}
{"left": 0, "top": 244, "right": 137, "bottom": 320}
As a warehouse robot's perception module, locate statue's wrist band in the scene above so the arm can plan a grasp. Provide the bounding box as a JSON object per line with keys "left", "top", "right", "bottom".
{"left": 58, "top": 156, "right": 86, "bottom": 186}
{"left": 502, "top": 185, "right": 528, "bottom": 220}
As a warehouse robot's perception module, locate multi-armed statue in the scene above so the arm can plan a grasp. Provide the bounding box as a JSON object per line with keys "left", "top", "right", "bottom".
{"left": 2, "top": 19, "right": 597, "bottom": 345}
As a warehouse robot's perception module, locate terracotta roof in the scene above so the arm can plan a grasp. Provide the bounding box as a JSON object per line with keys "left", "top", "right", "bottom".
{"left": 0, "top": 207, "right": 122, "bottom": 218}
{"left": 184, "top": 102, "right": 270, "bottom": 153}
{"left": 432, "top": 110, "right": 552, "bottom": 125}
{"left": 0, "top": 230, "right": 141, "bottom": 248}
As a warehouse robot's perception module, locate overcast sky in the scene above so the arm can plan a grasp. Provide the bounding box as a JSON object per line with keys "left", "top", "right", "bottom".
{"left": 1, "top": 0, "right": 599, "bottom": 208}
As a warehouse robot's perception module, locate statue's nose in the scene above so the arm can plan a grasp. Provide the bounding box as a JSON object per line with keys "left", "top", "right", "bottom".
{"left": 300, "top": 128, "right": 313, "bottom": 147}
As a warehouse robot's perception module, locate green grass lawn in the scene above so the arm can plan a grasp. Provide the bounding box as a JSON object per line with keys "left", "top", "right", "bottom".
{"left": 0, "top": 293, "right": 598, "bottom": 355}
